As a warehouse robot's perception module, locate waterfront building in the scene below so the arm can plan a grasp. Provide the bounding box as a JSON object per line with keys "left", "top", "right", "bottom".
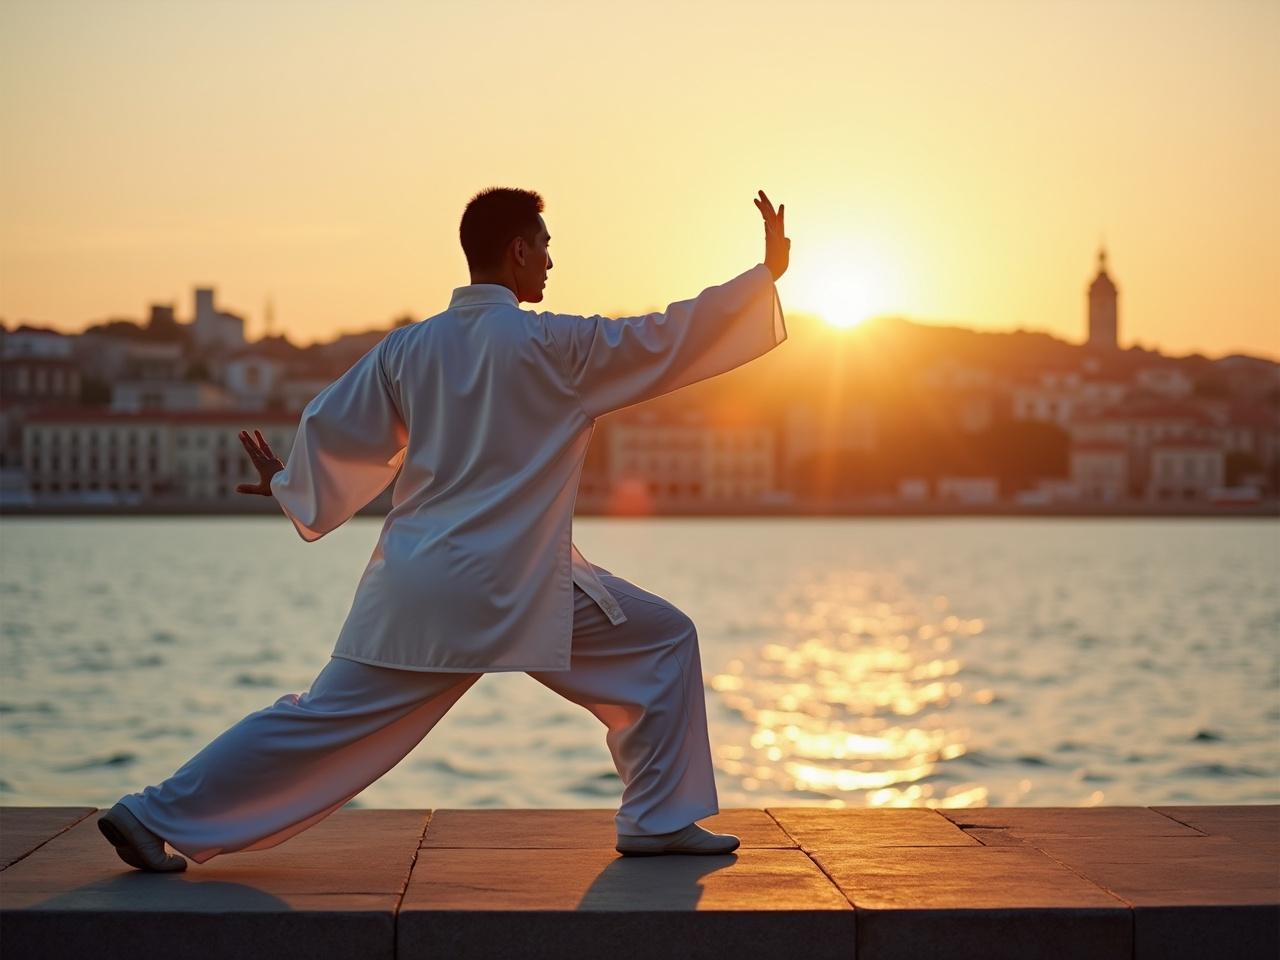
{"left": 0, "top": 342, "right": 82, "bottom": 469}
{"left": 936, "top": 475, "right": 999, "bottom": 504}
{"left": 1147, "top": 441, "right": 1225, "bottom": 502}
{"left": 1070, "top": 400, "right": 1216, "bottom": 495}
{"left": 1069, "top": 442, "right": 1129, "bottom": 502}
{"left": 606, "top": 411, "right": 776, "bottom": 507}
{"left": 21, "top": 409, "right": 297, "bottom": 501}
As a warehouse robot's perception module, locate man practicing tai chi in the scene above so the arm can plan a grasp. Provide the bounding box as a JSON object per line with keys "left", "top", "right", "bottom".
{"left": 98, "top": 188, "right": 791, "bottom": 871}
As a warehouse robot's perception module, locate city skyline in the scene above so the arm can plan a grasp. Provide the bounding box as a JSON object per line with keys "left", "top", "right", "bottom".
{"left": 5, "top": 244, "right": 1274, "bottom": 364}
{"left": 2, "top": 0, "right": 1278, "bottom": 359}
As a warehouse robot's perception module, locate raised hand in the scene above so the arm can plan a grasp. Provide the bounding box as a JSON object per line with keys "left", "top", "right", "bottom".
{"left": 236, "top": 429, "right": 284, "bottom": 496}
{"left": 753, "top": 189, "right": 790, "bottom": 281}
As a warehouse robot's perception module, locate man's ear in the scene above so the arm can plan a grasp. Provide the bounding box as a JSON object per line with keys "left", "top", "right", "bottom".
{"left": 512, "top": 235, "right": 527, "bottom": 267}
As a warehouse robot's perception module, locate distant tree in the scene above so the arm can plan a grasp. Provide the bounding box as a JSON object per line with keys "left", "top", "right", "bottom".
{"left": 971, "top": 420, "right": 1071, "bottom": 490}
{"left": 1193, "top": 377, "right": 1230, "bottom": 399}
{"left": 82, "top": 319, "right": 147, "bottom": 339}
{"left": 789, "top": 450, "right": 890, "bottom": 499}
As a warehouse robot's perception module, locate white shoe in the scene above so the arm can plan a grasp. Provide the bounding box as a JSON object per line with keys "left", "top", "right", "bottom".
{"left": 616, "top": 822, "right": 740, "bottom": 856}
{"left": 98, "top": 802, "right": 187, "bottom": 872}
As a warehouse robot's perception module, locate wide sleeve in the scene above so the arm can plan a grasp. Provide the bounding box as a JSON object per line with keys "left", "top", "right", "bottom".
{"left": 541, "top": 262, "right": 786, "bottom": 419}
{"left": 269, "top": 340, "right": 408, "bottom": 542}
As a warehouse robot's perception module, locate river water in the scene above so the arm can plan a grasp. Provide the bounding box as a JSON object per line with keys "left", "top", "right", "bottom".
{"left": 2, "top": 516, "right": 1277, "bottom": 811}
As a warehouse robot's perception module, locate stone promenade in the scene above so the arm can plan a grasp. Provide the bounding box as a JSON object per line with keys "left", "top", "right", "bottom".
{"left": 2, "top": 805, "right": 1277, "bottom": 959}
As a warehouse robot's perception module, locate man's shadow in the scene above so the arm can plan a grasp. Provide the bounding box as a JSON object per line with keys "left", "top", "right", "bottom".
{"left": 8, "top": 852, "right": 742, "bottom": 957}
{"left": 576, "top": 852, "right": 739, "bottom": 910}
{"left": 9, "top": 875, "right": 300, "bottom": 958}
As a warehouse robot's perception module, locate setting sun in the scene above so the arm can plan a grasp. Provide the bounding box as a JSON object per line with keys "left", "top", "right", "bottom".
{"left": 788, "top": 242, "right": 906, "bottom": 331}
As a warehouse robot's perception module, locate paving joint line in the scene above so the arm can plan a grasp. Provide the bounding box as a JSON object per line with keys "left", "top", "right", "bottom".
{"left": 0, "top": 806, "right": 99, "bottom": 873}
{"left": 1144, "top": 805, "right": 1210, "bottom": 836}
{"left": 392, "top": 809, "right": 433, "bottom": 960}
{"left": 761, "top": 809, "right": 857, "bottom": 912}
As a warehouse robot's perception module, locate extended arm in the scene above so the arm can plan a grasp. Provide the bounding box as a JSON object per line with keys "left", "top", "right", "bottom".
{"left": 542, "top": 191, "right": 791, "bottom": 419}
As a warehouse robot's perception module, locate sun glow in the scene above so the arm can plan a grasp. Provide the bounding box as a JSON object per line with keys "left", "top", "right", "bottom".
{"left": 788, "top": 242, "right": 906, "bottom": 331}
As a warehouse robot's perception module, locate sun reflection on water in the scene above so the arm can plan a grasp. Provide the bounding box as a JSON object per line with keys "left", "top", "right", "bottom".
{"left": 709, "top": 571, "right": 993, "bottom": 809}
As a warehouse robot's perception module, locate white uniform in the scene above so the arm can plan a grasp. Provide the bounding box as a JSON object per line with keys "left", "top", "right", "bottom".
{"left": 270, "top": 262, "right": 786, "bottom": 672}
{"left": 118, "top": 264, "right": 787, "bottom": 859}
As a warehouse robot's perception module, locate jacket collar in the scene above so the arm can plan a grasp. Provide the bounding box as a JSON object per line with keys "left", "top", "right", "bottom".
{"left": 448, "top": 283, "right": 519, "bottom": 309}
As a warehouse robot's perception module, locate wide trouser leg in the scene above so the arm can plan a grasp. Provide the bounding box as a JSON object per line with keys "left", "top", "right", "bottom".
{"left": 529, "top": 572, "right": 719, "bottom": 836}
{"left": 117, "top": 657, "right": 480, "bottom": 863}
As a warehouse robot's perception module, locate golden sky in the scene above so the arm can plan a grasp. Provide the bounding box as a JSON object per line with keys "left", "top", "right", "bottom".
{"left": 2, "top": 0, "right": 1276, "bottom": 358}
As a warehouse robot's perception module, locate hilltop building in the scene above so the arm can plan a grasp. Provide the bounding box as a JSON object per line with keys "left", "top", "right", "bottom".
{"left": 1087, "top": 247, "right": 1119, "bottom": 351}
{"left": 192, "top": 287, "right": 246, "bottom": 353}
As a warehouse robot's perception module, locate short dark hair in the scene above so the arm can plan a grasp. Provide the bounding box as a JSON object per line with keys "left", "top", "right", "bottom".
{"left": 459, "top": 187, "right": 545, "bottom": 272}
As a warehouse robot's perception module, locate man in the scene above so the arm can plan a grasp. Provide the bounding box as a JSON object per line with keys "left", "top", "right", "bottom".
{"left": 98, "top": 188, "right": 790, "bottom": 871}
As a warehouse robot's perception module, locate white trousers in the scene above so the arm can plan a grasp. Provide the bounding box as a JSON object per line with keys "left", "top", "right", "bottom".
{"left": 118, "top": 568, "right": 719, "bottom": 863}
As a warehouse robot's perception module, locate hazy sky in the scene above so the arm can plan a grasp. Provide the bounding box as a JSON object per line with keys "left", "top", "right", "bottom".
{"left": 2, "top": 0, "right": 1276, "bottom": 358}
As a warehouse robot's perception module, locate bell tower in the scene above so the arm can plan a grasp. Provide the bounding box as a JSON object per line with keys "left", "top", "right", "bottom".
{"left": 1087, "top": 247, "right": 1119, "bottom": 350}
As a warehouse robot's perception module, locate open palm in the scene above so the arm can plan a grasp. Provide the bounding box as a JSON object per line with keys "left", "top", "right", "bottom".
{"left": 753, "top": 189, "right": 790, "bottom": 281}
{"left": 236, "top": 429, "right": 284, "bottom": 496}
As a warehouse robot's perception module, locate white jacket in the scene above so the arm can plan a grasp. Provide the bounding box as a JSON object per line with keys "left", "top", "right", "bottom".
{"left": 270, "top": 263, "right": 786, "bottom": 671}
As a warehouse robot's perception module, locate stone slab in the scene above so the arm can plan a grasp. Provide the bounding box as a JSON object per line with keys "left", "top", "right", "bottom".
{"left": 3, "top": 805, "right": 1278, "bottom": 960}
{"left": 399, "top": 847, "right": 853, "bottom": 960}
{"left": 1027, "top": 835, "right": 1279, "bottom": 906}
{"left": 3, "top": 808, "right": 428, "bottom": 895}
{"left": 422, "top": 808, "right": 792, "bottom": 848}
{"left": 1027, "top": 835, "right": 1280, "bottom": 960}
{"left": 812, "top": 846, "right": 1131, "bottom": 960}
{"left": 1, "top": 809, "right": 428, "bottom": 960}
{"left": 1151, "top": 804, "right": 1280, "bottom": 847}
{"left": 767, "top": 807, "right": 980, "bottom": 849}
{"left": 940, "top": 805, "right": 1205, "bottom": 840}
{"left": 0, "top": 807, "right": 96, "bottom": 870}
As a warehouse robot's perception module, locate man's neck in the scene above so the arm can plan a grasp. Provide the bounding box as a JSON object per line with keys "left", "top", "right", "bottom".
{"left": 468, "top": 271, "right": 518, "bottom": 300}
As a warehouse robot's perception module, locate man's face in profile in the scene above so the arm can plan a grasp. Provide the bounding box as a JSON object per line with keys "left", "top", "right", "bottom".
{"left": 517, "top": 214, "right": 553, "bottom": 303}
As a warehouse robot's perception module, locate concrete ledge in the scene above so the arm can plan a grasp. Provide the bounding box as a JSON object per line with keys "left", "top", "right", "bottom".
{"left": 2, "top": 805, "right": 1277, "bottom": 959}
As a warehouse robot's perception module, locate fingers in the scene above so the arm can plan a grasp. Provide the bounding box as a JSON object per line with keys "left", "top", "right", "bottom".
{"left": 756, "top": 191, "right": 787, "bottom": 239}
{"left": 239, "top": 430, "right": 262, "bottom": 463}
{"left": 255, "top": 429, "right": 277, "bottom": 461}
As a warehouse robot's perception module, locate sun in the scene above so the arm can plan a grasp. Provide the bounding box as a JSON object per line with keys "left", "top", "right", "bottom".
{"left": 788, "top": 242, "right": 903, "bottom": 331}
